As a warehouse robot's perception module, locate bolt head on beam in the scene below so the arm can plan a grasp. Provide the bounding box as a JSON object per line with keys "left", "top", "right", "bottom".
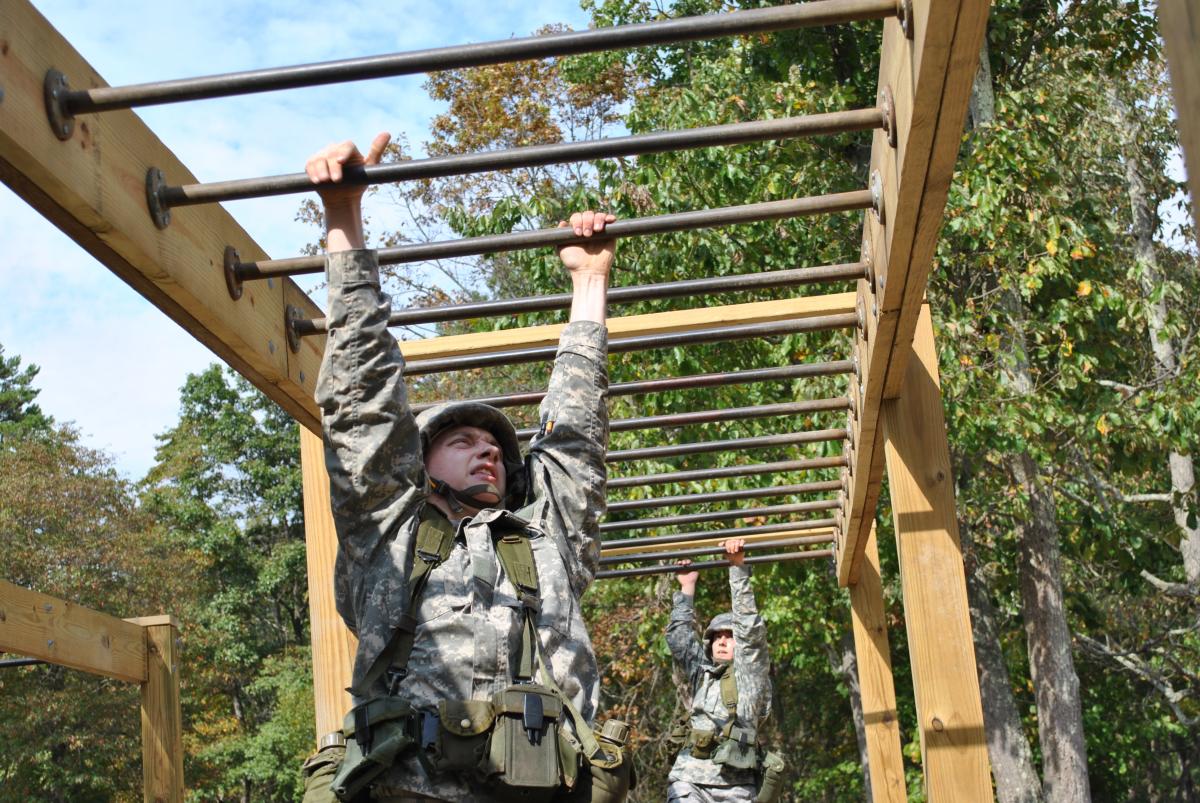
{"left": 880, "top": 85, "right": 898, "bottom": 148}
{"left": 870, "top": 170, "right": 886, "bottom": 226}
{"left": 43, "top": 69, "right": 75, "bottom": 141}
{"left": 145, "top": 168, "right": 172, "bottom": 229}
{"left": 224, "top": 246, "right": 244, "bottom": 300}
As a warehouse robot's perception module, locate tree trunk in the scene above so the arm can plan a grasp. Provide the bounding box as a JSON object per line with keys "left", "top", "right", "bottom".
{"left": 1006, "top": 446, "right": 1092, "bottom": 803}
{"left": 961, "top": 520, "right": 1045, "bottom": 803}
{"left": 1112, "top": 88, "right": 1200, "bottom": 591}
{"left": 972, "top": 33, "right": 1093, "bottom": 803}
{"left": 831, "top": 629, "right": 873, "bottom": 802}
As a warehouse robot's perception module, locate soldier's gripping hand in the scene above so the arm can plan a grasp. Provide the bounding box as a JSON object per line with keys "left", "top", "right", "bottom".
{"left": 305, "top": 133, "right": 391, "bottom": 252}
{"left": 675, "top": 560, "right": 700, "bottom": 595}
{"left": 724, "top": 538, "right": 747, "bottom": 567}
{"left": 557, "top": 211, "right": 616, "bottom": 278}
{"left": 557, "top": 210, "right": 615, "bottom": 325}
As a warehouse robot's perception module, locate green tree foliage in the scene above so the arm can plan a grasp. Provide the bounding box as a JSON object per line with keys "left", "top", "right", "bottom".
{"left": 0, "top": 342, "right": 53, "bottom": 444}
{"left": 0, "top": 351, "right": 201, "bottom": 801}
{"left": 140, "top": 365, "right": 312, "bottom": 801}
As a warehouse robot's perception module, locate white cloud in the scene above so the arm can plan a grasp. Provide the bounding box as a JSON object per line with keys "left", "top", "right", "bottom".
{"left": 4, "top": 0, "right": 591, "bottom": 479}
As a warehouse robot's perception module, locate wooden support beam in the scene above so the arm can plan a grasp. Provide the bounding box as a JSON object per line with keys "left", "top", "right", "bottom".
{"left": 848, "top": 522, "right": 906, "bottom": 803}
{"left": 300, "top": 427, "right": 357, "bottom": 742}
{"left": 837, "top": 0, "right": 991, "bottom": 584}
{"left": 141, "top": 619, "right": 185, "bottom": 802}
{"left": 1159, "top": 0, "right": 1200, "bottom": 238}
{"left": 0, "top": 0, "right": 326, "bottom": 432}
{"left": 0, "top": 579, "right": 147, "bottom": 683}
{"left": 881, "top": 306, "right": 990, "bottom": 799}
{"left": 398, "top": 292, "right": 857, "bottom": 361}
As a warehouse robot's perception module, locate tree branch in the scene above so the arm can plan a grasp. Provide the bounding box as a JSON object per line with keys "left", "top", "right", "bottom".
{"left": 1075, "top": 632, "right": 1198, "bottom": 727}
{"left": 1124, "top": 493, "right": 1173, "bottom": 503}
{"left": 1140, "top": 569, "right": 1198, "bottom": 599}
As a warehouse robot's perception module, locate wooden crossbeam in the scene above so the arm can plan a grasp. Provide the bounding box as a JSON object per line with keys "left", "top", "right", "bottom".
{"left": 836, "top": 0, "right": 990, "bottom": 585}
{"left": 399, "top": 292, "right": 856, "bottom": 361}
{"left": 0, "top": 579, "right": 148, "bottom": 683}
{"left": 0, "top": 0, "right": 326, "bottom": 432}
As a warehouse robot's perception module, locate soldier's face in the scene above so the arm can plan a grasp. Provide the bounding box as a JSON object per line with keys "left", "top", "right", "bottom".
{"left": 426, "top": 425, "right": 507, "bottom": 509}
{"left": 711, "top": 630, "right": 735, "bottom": 662}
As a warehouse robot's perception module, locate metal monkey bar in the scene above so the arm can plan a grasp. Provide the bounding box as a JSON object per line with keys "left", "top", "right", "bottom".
{"left": 605, "top": 481, "right": 843, "bottom": 514}
{"left": 44, "top": 0, "right": 900, "bottom": 120}
{"left": 410, "top": 360, "right": 853, "bottom": 413}
{"left": 595, "top": 549, "right": 833, "bottom": 579}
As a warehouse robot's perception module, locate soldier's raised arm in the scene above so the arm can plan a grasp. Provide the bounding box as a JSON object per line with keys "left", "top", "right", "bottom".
{"left": 726, "top": 538, "right": 773, "bottom": 724}
{"left": 666, "top": 562, "right": 708, "bottom": 690}
{"left": 524, "top": 211, "right": 615, "bottom": 595}
{"left": 310, "top": 133, "right": 428, "bottom": 569}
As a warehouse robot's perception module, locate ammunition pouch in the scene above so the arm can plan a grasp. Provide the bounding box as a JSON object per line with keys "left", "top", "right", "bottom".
{"left": 487, "top": 684, "right": 564, "bottom": 800}
{"left": 330, "top": 697, "right": 417, "bottom": 802}
{"left": 754, "top": 750, "right": 787, "bottom": 803}
{"left": 419, "top": 699, "right": 496, "bottom": 774}
{"left": 686, "top": 728, "right": 718, "bottom": 759}
{"left": 711, "top": 725, "right": 758, "bottom": 771}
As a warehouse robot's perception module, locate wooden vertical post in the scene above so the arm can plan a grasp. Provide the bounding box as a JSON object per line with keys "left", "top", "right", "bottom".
{"left": 300, "top": 426, "right": 357, "bottom": 742}
{"left": 136, "top": 616, "right": 184, "bottom": 803}
{"left": 848, "top": 522, "right": 906, "bottom": 802}
{"left": 881, "top": 305, "right": 990, "bottom": 800}
{"left": 1158, "top": 0, "right": 1200, "bottom": 237}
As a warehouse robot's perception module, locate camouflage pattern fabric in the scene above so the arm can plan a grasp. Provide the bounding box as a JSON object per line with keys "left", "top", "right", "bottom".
{"left": 315, "top": 250, "right": 609, "bottom": 802}
{"left": 666, "top": 780, "right": 757, "bottom": 802}
{"left": 665, "top": 564, "right": 772, "bottom": 792}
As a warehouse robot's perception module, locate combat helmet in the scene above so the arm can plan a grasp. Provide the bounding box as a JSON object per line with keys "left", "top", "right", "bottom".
{"left": 415, "top": 401, "right": 527, "bottom": 511}
{"left": 703, "top": 612, "right": 735, "bottom": 660}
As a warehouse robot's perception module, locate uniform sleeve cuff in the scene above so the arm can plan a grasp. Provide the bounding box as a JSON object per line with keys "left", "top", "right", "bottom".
{"left": 673, "top": 591, "right": 695, "bottom": 607}
{"left": 326, "top": 249, "right": 380, "bottom": 290}
{"left": 557, "top": 320, "right": 608, "bottom": 364}
{"left": 729, "top": 564, "right": 751, "bottom": 583}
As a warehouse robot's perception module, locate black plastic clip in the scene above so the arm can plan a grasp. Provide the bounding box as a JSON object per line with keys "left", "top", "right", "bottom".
{"left": 385, "top": 667, "right": 407, "bottom": 697}
{"left": 421, "top": 711, "right": 440, "bottom": 751}
{"left": 355, "top": 705, "right": 373, "bottom": 755}
{"left": 522, "top": 693, "right": 545, "bottom": 745}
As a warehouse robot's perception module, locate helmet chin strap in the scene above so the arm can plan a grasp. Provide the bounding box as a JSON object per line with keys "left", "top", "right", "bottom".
{"left": 429, "top": 477, "right": 502, "bottom": 513}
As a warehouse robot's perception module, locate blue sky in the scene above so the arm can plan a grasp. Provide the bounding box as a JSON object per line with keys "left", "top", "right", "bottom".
{"left": 0, "top": 0, "right": 593, "bottom": 478}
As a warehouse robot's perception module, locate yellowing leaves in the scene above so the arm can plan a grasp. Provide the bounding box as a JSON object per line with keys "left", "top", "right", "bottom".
{"left": 1096, "top": 416, "right": 1112, "bottom": 436}
{"left": 1077, "top": 280, "right": 1092, "bottom": 297}
{"left": 1045, "top": 239, "right": 1059, "bottom": 256}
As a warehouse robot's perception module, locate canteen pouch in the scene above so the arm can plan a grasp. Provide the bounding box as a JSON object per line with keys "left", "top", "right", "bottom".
{"left": 557, "top": 720, "right": 635, "bottom": 803}
{"left": 754, "top": 751, "right": 787, "bottom": 803}
{"left": 422, "top": 699, "right": 496, "bottom": 774}
{"left": 331, "top": 697, "right": 416, "bottom": 802}
{"left": 488, "top": 684, "right": 563, "bottom": 799}
{"left": 712, "top": 726, "right": 759, "bottom": 771}
{"left": 301, "top": 744, "right": 348, "bottom": 803}
{"left": 688, "top": 728, "right": 718, "bottom": 760}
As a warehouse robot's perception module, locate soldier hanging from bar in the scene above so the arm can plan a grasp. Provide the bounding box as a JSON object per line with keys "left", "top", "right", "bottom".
{"left": 299, "top": 133, "right": 634, "bottom": 803}
{"left": 666, "top": 539, "right": 786, "bottom": 803}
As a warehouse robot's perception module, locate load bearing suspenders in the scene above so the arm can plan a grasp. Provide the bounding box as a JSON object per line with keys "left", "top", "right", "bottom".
{"left": 356, "top": 505, "right": 616, "bottom": 768}
{"left": 494, "top": 534, "right": 620, "bottom": 769}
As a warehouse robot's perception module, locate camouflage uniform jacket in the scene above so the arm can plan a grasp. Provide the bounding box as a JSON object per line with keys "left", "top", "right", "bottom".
{"left": 315, "top": 250, "right": 609, "bottom": 801}
{"left": 666, "top": 565, "right": 772, "bottom": 788}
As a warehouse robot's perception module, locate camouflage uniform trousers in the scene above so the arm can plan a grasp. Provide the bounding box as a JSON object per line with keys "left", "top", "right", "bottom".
{"left": 666, "top": 780, "right": 756, "bottom": 802}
